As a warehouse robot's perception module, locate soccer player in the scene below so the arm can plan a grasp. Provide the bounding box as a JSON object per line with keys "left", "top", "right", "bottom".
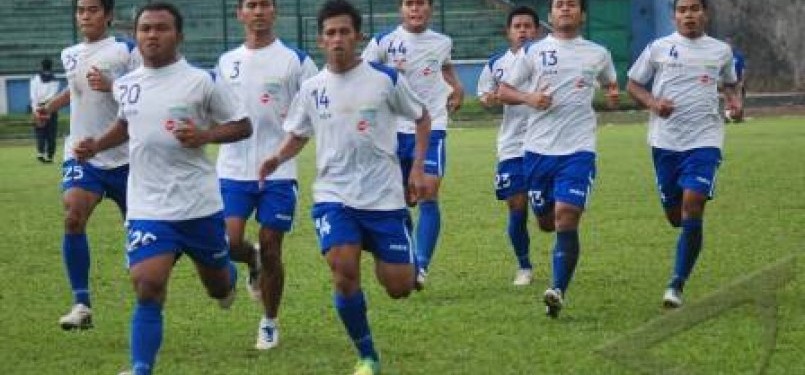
{"left": 497, "top": 0, "right": 619, "bottom": 317}
{"left": 361, "top": 0, "right": 464, "bottom": 287}
{"left": 34, "top": 0, "right": 140, "bottom": 330}
{"left": 477, "top": 6, "right": 541, "bottom": 286}
{"left": 626, "top": 0, "right": 742, "bottom": 308}
{"left": 215, "top": 0, "right": 318, "bottom": 350}
{"left": 258, "top": 1, "right": 430, "bottom": 373}
{"left": 29, "top": 58, "right": 61, "bottom": 163}
{"left": 73, "top": 3, "right": 251, "bottom": 374}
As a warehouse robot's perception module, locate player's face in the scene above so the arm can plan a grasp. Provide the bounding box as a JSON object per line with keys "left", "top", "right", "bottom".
{"left": 76, "top": 0, "right": 111, "bottom": 41}
{"left": 136, "top": 10, "right": 182, "bottom": 66}
{"left": 318, "top": 15, "right": 360, "bottom": 67}
{"left": 400, "top": 0, "right": 432, "bottom": 32}
{"left": 507, "top": 15, "right": 538, "bottom": 50}
{"left": 237, "top": 0, "right": 276, "bottom": 34}
{"left": 674, "top": 0, "right": 707, "bottom": 38}
{"left": 549, "top": 0, "right": 584, "bottom": 33}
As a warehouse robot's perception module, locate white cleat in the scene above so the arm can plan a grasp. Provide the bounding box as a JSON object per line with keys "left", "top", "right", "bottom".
{"left": 255, "top": 317, "right": 279, "bottom": 350}
{"left": 218, "top": 287, "right": 236, "bottom": 310}
{"left": 59, "top": 303, "right": 93, "bottom": 330}
{"left": 663, "top": 288, "right": 683, "bottom": 309}
{"left": 512, "top": 268, "right": 533, "bottom": 286}
{"left": 414, "top": 268, "right": 427, "bottom": 291}
{"left": 543, "top": 288, "right": 564, "bottom": 318}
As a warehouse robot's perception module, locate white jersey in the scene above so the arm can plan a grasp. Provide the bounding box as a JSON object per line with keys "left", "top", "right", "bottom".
{"left": 215, "top": 40, "right": 318, "bottom": 181}
{"left": 29, "top": 75, "right": 60, "bottom": 107}
{"left": 504, "top": 35, "right": 617, "bottom": 155}
{"left": 116, "top": 59, "right": 248, "bottom": 221}
{"left": 362, "top": 26, "right": 452, "bottom": 132}
{"left": 477, "top": 48, "right": 536, "bottom": 161}
{"left": 61, "top": 36, "right": 140, "bottom": 168}
{"left": 283, "top": 61, "right": 425, "bottom": 210}
{"left": 628, "top": 32, "right": 736, "bottom": 151}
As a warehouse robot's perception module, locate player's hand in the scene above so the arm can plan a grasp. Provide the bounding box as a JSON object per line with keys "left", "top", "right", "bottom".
{"left": 33, "top": 103, "right": 51, "bottom": 124}
{"left": 87, "top": 66, "right": 112, "bottom": 92}
{"left": 479, "top": 92, "right": 500, "bottom": 108}
{"left": 73, "top": 137, "right": 97, "bottom": 162}
{"left": 651, "top": 98, "right": 675, "bottom": 118}
{"left": 173, "top": 122, "right": 209, "bottom": 148}
{"left": 406, "top": 162, "right": 428, "bottom": 207}
{"left": 258, "top": 155, "right": 281, "bottom": 189}
{"left": 447, "top": 88, "right": 464, "bottom": 113}
{"left": 606, "top": 83, "right": 620, "bottom": 110}
{"left": 524, "top": 84, "right": 552, "bottom": 110}
{"left": 726, "top": 99, "right": 744, "bottom": 122}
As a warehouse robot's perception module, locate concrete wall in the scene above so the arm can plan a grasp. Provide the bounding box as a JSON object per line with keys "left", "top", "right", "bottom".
{"left": 709, "top": 0, "right": 805, "bottom": 91}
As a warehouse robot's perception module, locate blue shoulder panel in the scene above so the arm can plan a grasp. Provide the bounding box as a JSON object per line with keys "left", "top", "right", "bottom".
{"left": 373, "top": 28, "right": 395, "bottom": 44}
{"left": 487, "top": 50, "right": 506, "bottom": 73}
{"left": 281, "top": 40, "right": 309, "bottom": 64}
{"left": 369, "top": 61, "right": 398, "bottom": 86}
{"left": 114, "top": 36, "right": 136, "bottom": 53}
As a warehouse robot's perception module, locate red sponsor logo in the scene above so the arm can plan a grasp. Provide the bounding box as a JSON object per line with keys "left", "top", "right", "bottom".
{"left": 700, "top": 75, "right": 711, "bottom": 84}
{"left": 261, "top": 93, "right": 272, "bottom": 104}
{"left": 357, "top": 119, "right": 369, "bottom": 132}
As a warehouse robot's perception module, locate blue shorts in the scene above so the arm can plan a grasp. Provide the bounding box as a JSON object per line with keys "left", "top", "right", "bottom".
{"left": 220, "top": 179, "right": 297, "bottom": 232}
{"left": 495, "top": 157, "right": 527, "bottom": 200}
{"left": 61, "top": 159, "right": 128, "bottom": 213}
{"left": 398, "top": 130, "right": 447, "bottom": 184}
{"left": 523, "top": 151, "right": 596, "bottom": 216}
{"left": 311, "top": 203, "right": 415, "bottom": 265}
{"left": 125, "top": 211, "right": 230, "bottom": 268}
{"left": 652, "top": 147, "right": 722, "bottom": 209}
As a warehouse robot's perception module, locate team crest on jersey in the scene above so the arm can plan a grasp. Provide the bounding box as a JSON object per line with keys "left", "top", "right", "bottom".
{"left": 261, "top": 80, "right": 282, "bottom": 105}
{"left": 357, "top": 108, "right": 377, "bottom": 133}
{"left": 422, "top": 57, "right": 440, "bottom": 77}
{"left": 699, "top": 74, "right": 712, "bottom": 85}
{"left": 164, "top": 105, "right": 193, "bottom": 131}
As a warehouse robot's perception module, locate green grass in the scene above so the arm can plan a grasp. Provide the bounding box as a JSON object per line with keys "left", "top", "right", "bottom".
{"left": 0, "top": 117, "right": 803, "bottom": 374}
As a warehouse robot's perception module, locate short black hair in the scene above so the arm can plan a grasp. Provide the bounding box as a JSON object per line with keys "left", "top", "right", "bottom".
{"left": 237, "top": 0, "right": 276, "bottom": 8}
{"left": 317, "top": 0, "right": 361, "bottom": 34}
{"left": 673, "top": 0, "right": 709, "bottom": 9}
{"left": 548, "top": 0, "right": 587, "bottom": 13}
{"left": 135, "top": 2, "right": 183, "bottom": 34}
{"left": 77, "top": 0, "right": 115, "bottom": 13}
{"left": 507, "top": 6, "right": 539, "bottom": 28}
{"left": 399, "top": 0, "right": 434, "bottom": 4}
{"left": 40, "top": 58, "right": 53, "bottom": 71}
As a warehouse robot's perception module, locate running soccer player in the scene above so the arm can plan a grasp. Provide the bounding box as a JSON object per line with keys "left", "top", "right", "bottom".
{"left": 73, "top": 3, "right": 251, "bottom": 374}
{"left": 35, "top": 0, "right": 140, "bottom": 330}
{"left": 497, "top": 0, "right": 619, "bottom": 317}
{"left": 258, "top": 1, "right": 430, "bottom": 373}
{"left": 215, "top": 0, "right": 318, "bottom": 350}
{"left": 477, "top": 6, "right": 541, "bottom": 286}
{"left": 361, "top": 0, "right": 463, "bottom": 287}
{"left": 626, "top": 0, "right": 742, "bottom": 308}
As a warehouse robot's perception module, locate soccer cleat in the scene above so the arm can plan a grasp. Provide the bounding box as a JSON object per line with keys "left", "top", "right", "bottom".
{"left": 255, "top": 317, "right": 279, "bottom": 350}
{"left": 248, "top": 245, "right": 262, "bottom": 300}
{"left": 543, "top": 288, "right": 564, "bottom": 318}
{"left": 663, "top": 288, "right": 683, "bottom": 309}
{"left": 218, "top": 287, "right": 236, "bottom": 310}
{"left": 414, "top": 268, "right": 427, "bottom": 291}
{"left": 118, "top": 371, "right": 132, "bottom": 375}
{"left": 512, "top": 268, "right": 533, "bottom": 286}
{"left": 353, "top": 358, "right": 380, "bottom": 375}
{"left": 59, "top": 303, "right": 93, "bottom": 330}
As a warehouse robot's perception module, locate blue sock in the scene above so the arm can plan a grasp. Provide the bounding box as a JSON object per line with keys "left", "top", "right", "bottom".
{"left": 416, "top": 200, "right": 441, "bottom": 271}
{"left": 334, "top": 290, "right": 377, "bottom": 361}
{"left": 62, "top": 233, "right": 91, "bottom": 307}
{"left": 551, "top": 230, "right": 580, "bottom": 293}
{"left": 507, "top": 210, "right": 532, "bottom": 270}
{"left": 131, "top": 301, "right": 163, "bottom": 375}
{"left": 669, "top": 218, "right": 703, "bottom": 290}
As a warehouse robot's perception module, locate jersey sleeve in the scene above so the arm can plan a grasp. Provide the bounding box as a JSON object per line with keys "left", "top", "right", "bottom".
{"left": 477, "top": 61, "right": 495, "bottom": 96}
{"left": 628, "top": 43, "right": 655, "bottom": 85}
{"left": 720, "top": 46, "right": 738, "bottom": 85}
{"left": 597, "top": 49, "right": 618, "bottom": 86}
{"left": 361, "top": 37, "right": 384, "bottom": 63}
{"left": 283, "top": 86, "right": 314, "bottom": 137}
{"left": 389, "top": 75, "right": 425, "bottom": 122}
{"left": 501, "top": 50, "right": 533, "bottom": 88}
{"left": 442, "top": 38, "right": 454, "bottom": 66}
{"left": 296, "top": 57, "right": 318, "bottom": 90}
{"left": 206, "top": 75, "right": 247, "bottom": 125}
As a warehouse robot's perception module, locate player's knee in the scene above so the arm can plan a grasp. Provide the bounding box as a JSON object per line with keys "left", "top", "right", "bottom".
{"left": 64, "top": 210, "right": 88, "bottom": 233}
{"left": 681, "top": 202, "right": 705, "bottom": 220}
{"left": 537, "top": 217, "right": 555, "bottom": 232}
{"left": 133, "top": 277, "right": 167, "bottom": 302}
{"left": 385, "top": 285, "right": 412, "bottom": 299}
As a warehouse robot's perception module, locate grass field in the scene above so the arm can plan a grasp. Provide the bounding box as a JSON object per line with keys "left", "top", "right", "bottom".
{"left": 0, "top": 116, "right": 803, "bottom": 375}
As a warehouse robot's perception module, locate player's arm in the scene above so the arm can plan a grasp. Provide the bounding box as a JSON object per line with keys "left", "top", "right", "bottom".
{"left": 599, "top": 51, "right": 620, "bottom": 110}
{"left": 408, "top": 109, "right": 432, "bottom": 205}
{"left": 720, "top": 49, "right": 743, "bottom": 119}
{"left": 258, "top": 133, "right": 309, "bottom": 183}
{"left": 476, "top": 64, "right": 499, "bottom": 108}
{"left": 442, "top": 63, "right": 464, "bottom": 113}
{"left": 73, "top": 119, "right": 129, "bottom": 161}
{"left": 35, "top": 89, "right": 70, "bottom": 122}
{"left": 626, "top": 79, "right": 674, "bottom": 118}
{"left": 497, "top": 83, "right": 551, "bottom": 110}
{"left": 174, "top": 117, "right": 252, "bottom": 148}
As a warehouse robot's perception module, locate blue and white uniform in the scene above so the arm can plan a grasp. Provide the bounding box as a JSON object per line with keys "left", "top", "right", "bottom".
{"left": 283, "top": 60, "right": 426, "bottom": 264}
{"left": 478, "top": 48, "right": 536, "bottom": 200}
{"left": 362, "top": 26, "right": 452, "bottom": 178}
{"left": 628, "top": 32, "right": 736, "bottom": 208}
{"left": 115, "top": 59, "right": 248, "bottom": 267}
{"left": 503, "top": 35, "right": 617, "bottom": 215}
{"left": 61, "top": 36, "right": 140, "bottom": 209}
{"left": 215, "top": 40, "right": 317, "bottom": 231}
